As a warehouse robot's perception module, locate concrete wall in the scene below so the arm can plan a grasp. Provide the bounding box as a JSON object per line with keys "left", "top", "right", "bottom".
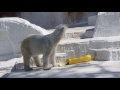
{"left": 20, "top": 12, "right": 63, "bottom": 29}
{"left": 94, "top": 12, "right": 120, "bottom": 37}
{"left": 20, "top": 12, "right": 98, "bottom": 29}
{"left": 88, "top": 15, "right": 97, "bottom": 26}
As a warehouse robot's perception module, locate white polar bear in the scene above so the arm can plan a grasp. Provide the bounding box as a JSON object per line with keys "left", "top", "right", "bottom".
{"left": 21, "top": 24, "right": 67, "bottom": 71}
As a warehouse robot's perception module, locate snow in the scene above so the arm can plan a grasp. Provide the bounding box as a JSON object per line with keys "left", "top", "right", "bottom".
{"left": 0, "top": 57, "right": 23, "bottom": 77}
{"left": 4, "top": 61, "right": 120, "bottom": 78}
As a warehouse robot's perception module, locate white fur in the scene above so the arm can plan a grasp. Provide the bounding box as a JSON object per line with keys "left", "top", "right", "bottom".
{"left": 21, "top": 24, "right": 67, "bottom": 71}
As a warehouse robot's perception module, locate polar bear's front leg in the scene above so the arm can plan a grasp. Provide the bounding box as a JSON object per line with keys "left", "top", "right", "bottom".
{"left": 50, "top": 49, "right": 58, "bottom": 67}
{"left": 43, "top": 50, "right": 52, "bottom": 70}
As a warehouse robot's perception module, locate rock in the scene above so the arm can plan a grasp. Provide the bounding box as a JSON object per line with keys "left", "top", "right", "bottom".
{"left": 81, "top": 28, "right": 95, "bottom": 39}
{"left": 0, "top": 17, "right": 49, "bottom": 61}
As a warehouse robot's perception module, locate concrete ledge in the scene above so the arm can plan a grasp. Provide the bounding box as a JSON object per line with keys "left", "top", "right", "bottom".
{"left": 89, "top": 49, "right": 120, "bottom": 61}
{"left": 57, "top": 39, "right": 90, "bottom": 57}
{"left": 89, "top": 36, "right": 120, "bottom": 49}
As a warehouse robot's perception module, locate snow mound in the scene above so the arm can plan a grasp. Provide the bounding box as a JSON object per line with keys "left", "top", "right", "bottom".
{"left": 0, "top": 17, "right": 49, "bottom": 61}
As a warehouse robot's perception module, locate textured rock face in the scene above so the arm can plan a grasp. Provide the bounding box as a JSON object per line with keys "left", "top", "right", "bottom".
{"left": 88, "top": 12, "right": 120, "bottom": 61}
{"left": 88, "top": 36, "right": 120, "bottom": 61}
{"left": 0, "top": 17, "right": 48, "bottom": 60}
{"left": 94, "top": 12, "right": 120, "bottom": 37}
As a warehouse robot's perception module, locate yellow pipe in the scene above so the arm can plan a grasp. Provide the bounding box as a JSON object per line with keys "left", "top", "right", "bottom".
{"left": 66, "top": 54, "right": 92, "bottom": 65}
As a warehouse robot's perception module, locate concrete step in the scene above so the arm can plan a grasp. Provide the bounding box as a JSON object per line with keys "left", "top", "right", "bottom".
{"left": 89, "top": 36, "right": 120, "bottom": 49}
{"left": 49, "top": 26, "right": 95, "bottom": 39}
{"left": 88, "top": 48, "right": 120, "bottom": 61}
{"left": 56, "top": 36, "right": 120, "bottom": 61}
{"left": 57, "top": 38, "right": 90, "bottom": 57}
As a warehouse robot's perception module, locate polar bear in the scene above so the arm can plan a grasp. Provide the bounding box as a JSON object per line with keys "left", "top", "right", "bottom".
{"left": 21, "top": 24, "right": 67, "bottom": 71}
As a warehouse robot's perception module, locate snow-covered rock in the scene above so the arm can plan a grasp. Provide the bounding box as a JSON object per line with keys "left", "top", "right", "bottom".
{"left": 0, "top": 17, "right": 49, "bottom": 61}
{"left": 81, "top": 28, "right": 95, "bottom": 39}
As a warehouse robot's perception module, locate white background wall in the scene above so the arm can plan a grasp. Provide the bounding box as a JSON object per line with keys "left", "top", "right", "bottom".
{"left": 20, "top": 12, "right": 98, "bottom": 29}
{"left": 20, "top": 12, "right": 63, "bottom": 29}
